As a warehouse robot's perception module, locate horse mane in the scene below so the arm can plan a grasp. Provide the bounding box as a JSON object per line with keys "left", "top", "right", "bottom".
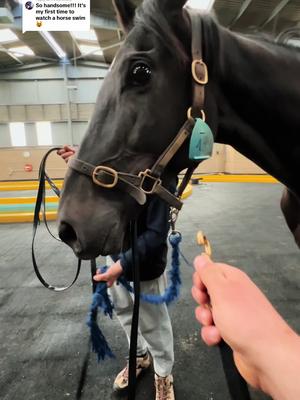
{"left": 245, "top": 32, "right": 300, "bottom": 55}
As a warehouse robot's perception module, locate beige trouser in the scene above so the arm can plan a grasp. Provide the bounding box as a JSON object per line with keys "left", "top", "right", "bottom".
{"left": 107, "top": 258, "right": 174, "bottom": 377}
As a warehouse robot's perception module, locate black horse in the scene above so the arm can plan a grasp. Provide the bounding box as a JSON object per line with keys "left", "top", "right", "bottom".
{"left": 58, "top": 0, "right": 300, "bottom": 259}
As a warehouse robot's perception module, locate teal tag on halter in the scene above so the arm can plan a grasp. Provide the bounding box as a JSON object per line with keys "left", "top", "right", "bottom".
{"left": 189, "top": 118, "right": 214, "bottom": 161}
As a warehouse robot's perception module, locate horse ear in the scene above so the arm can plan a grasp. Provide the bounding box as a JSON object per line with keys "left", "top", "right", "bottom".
{"left": 112, "top": 0, "right": 136, "bottom": 33}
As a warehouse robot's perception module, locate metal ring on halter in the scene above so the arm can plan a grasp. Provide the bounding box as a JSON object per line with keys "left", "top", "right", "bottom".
{"left": 191, "top": 59, "right": 208, "bottom": 84}
{"left": 92, "top": 166, "right": 118, "bottom": 188}
{"left": 138, "top": 169, "right": 162, "bottom": 194}
{"left": 187, "top": 107, "right": 206, "bottom": 121}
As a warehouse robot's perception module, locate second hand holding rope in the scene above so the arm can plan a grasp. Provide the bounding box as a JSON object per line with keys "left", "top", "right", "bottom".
{"left": 197, "top": 232, "right": 251, "bottom": 400}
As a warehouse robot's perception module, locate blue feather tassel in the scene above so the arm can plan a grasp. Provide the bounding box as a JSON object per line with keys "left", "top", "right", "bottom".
{"left": 86, "top": 278, "right": 115, "bottom": 361}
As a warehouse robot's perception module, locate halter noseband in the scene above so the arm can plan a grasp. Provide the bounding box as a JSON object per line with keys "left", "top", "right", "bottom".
{"left": 69, "top": 10, "right": 207, "bottom": 211}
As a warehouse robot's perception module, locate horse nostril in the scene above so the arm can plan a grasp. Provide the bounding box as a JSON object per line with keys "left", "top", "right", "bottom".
{"left": 59, "top": 221, "right": 80, "bottom": 250}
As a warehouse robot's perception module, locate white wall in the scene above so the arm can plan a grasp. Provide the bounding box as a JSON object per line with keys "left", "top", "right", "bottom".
{"left": 0, "top": 63, "right": 106, "bottom": 148}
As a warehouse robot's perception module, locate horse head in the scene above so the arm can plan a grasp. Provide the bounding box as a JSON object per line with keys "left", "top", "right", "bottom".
{"left": 58, "top": 0, "right": 208, "bottom": 258}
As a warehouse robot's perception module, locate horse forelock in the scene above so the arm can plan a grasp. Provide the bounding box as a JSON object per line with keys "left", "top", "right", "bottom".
{"left": 134, "top": 1, "right": 189, "bottom": 67}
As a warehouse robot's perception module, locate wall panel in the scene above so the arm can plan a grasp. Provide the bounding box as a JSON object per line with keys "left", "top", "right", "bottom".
{"left": 0, "top": 106, "right": 9, "bottom": 122}
{"left": 0, "top": 147, "right": 67, "bottom": 181}
{"left": 37, "top": 81, "right": 66, "bottom": 104}
{"left": 9, "top": 106, "right": 26, "bottom": 122}
{"left": 0, "top": 124, "right": 11, "bottom": 147}
{"left": 26, "top": 105, "right": 44, "bottom": 121}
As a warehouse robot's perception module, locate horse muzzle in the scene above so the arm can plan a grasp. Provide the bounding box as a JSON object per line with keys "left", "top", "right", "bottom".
{"left": 58, "top": 218, "right": 124, "bottom": 258}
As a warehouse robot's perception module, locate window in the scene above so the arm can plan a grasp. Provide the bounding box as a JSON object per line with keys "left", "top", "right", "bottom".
{"left": 72, "top": 30, "right": 97, "bottom": 42}
{"left": 9, "top": 123, "right": 26, "bottom": 146}
{"left": 36, "top": 122, "right": 52, "bottom": 145}
{"left": 0, "top": 29, "right": 19, "bottom": 43}
{"left": 8, "top": 46, "right": 35, "bottom": 57}
{"left": 79, "top": 44, "right": 103, "bottom": 56}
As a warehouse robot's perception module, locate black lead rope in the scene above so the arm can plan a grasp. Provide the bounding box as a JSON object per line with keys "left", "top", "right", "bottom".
{"left": 219, "top": 342, "right": 251, "bottom": 400}
{"left": 127, "top": 220, "right": 140, "bottom": 400}
{"left": 32, "top": 148, "right": 95, "bottom": 398}
{"left": 32, "top": 147, "right": 81, "bottom": 292}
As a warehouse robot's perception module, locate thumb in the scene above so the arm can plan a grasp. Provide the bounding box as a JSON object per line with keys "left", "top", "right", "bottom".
{"left": 194, "top": 253, "right": 213, "bottom": 269}
{"left": 194, "top": 254, "right": 226, "bottom": 298}
{"left": 93, "top": 272, "right": 108, "bottom": 282}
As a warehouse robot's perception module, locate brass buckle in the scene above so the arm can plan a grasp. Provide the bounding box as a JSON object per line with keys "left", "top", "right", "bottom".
{"left": 187, "top": 107, "right": 206, "bottom": 121}
{"left": 92, "top": 166, "right": 118, "bottom": 188}
{"left": 138, "top": 169, "right": 162, "bottom": 194}
{"left": 192, "top": 59, "right": 208, "bottom": 85}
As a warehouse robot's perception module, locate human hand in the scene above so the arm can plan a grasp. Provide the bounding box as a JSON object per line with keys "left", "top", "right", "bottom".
{"left": 57, "top": 145, "right": 76, "bottom": 163}
{"left": 191, "top": 254, "right": 300, "bottom": 395}
{"left": 93, "top": 260, "right": 123, "bottom": 288}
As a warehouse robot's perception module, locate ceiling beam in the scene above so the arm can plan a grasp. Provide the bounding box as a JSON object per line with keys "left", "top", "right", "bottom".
{"left": 0, "top": 44, "right": 23, "bottom": 64}
{"left": 228, "top": 0, "right": 253, "bottom": 29}
{"left": 258, "top": 0, "right": 291, "bottom": 30}
{"left": 0, "top": 61, "right": 57, "bottom": 73}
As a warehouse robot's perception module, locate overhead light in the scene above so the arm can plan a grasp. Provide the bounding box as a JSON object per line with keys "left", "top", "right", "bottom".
{"left": 40, "top": 31, "right": 66, "bottom": 59}
{"left": 72, "top": 30, "right": 97, "bottom": 42}
{"left": 8, "top": 45, "right": 35, "bottom": 57}
{"left": 0, "top": 29, "right": 19, "bottom": 43}
{"left": 186, "top": 0, "right": 215, "bottom": 11}
{"left": 79, "top": 44, "right": 103, "bottom": 56}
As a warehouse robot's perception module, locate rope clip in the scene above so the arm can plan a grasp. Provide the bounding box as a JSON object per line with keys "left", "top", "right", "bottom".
{"left": 197, "top": 231, "right": 212, "bottom": 257}
{"left": 169, "top": 207, "right": 179, "bottom": 231}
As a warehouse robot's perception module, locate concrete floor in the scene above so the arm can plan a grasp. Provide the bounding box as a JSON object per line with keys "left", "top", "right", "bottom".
{"left": 0, "top": 183, "right": 299, "bottom": 400}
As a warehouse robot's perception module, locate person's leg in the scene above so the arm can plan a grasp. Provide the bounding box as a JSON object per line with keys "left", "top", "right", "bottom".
{"left": 138, "top": 274, "right": 175, "bottom": 399}
{"left": 139, "top": 274, "right": 174, "bottom": 377}
{"left": 106, "top": 257, "right": 151, "bottom": 392}
{"left": 108, "top": 281, "right": 148, "bottom": 356}
{"left": 106, "top": 256, "right": 147, "bottom": 355}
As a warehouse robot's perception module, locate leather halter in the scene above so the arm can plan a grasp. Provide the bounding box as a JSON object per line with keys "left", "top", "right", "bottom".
{"left": 69, "top": 11, "right": 207, "bottom": 210}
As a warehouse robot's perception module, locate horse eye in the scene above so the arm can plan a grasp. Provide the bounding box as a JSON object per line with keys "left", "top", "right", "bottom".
{"left": 128, "top": 63, "right": 152, "bottom": 86}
